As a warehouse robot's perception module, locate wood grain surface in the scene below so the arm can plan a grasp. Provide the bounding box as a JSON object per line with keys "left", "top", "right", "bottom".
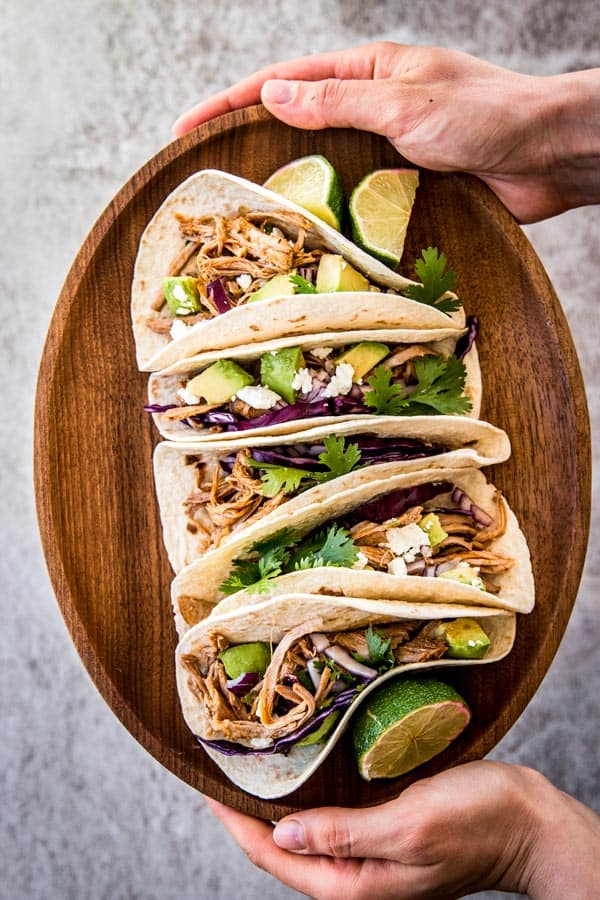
{"left": 34, "top": 105, "right": 591, "bottom": 819}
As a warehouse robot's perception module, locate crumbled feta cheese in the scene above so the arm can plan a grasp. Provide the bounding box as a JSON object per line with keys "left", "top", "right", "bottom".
{"left": 170, "top": 318, "right": 189, "bottom": 341}
{"left": 236, "top": 385, "right": 282, "bottom": 409}
{"left": 388, "top": 556, "right": 408, "bottom": 576}
{"left": 353, "top": 551, "right": 369, "bottom": 570}
{"left": 177, "top": 386, "right": 200, "bottom": 405}
{"left": 386, "top": 523, "right": 431, "bottom": 563}
{"left": 172, "top": 283, "right": 187, "bottom": 302}
{"left": 291, "top": 367, "right": 313, "bottom": 394}
{"left": 324, "top": 363, "right": 354, "bottom": 398}
{"left": 236, "top": 274, "right": 252, "bottom": 290}
{"left": 310, "top": 346, "right": 333, "bottom": 360}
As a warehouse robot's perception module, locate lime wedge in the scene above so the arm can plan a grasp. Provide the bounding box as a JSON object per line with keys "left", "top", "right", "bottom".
{"left": 349, "top": 169, "right": 419, "bottom": 269}
{"left": 263, "top": 155, "right": 345, "bottom": 231}
{"left": 352, "top": 676, "right": 470, "bottom": 780}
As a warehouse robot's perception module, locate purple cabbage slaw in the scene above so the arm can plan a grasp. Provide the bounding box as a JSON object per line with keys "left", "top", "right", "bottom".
{"left": 455, "top": 315, "right": 479, "bottom": 360}
{"left": 344, "top": 482, "right": 453, "bottom": 526}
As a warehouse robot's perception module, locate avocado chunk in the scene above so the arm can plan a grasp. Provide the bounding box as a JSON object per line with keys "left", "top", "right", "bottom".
{"left": 187, "top": 360, "right": 254, "bottom": 404}
{"left": 434, "top": 618, "right": 491, "bottom": 660}
{"left": 260, "top": 346, "right": 305, "bottom": 404}
{"left": 247, "top": 272, "right": 297, "bottom": 303}
{"left": 298, "top": 710, "right": 342, "bottom": 746}
{"left": 218, "top": 642, "right": 272, "bottom": 679}
{"left": 418, "top": 513, "right": 448, "bottom": 547}
{"left": 316, "top": 254, "right": 370, "bottom": 292}
{"left": 438, "top": 562, "right": 486, "bottom": 591}
{"left": 163, "top": 276, "right": 201, "bottom": 315}
{"left": 335, "top": 341, "right": 390, "bottom": 380}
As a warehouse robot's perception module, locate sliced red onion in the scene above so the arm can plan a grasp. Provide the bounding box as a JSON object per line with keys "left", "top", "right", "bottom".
{"left": 455, "top": 316, "right": 479, "bottom": 359}
{"left": 435, "top": 560, "right": 460, "bottom": 575}
{"left": 424, "top": 564, "right": 437, "bottom": 577}
{"left": 226, "top": 671, "right": 260, "bottom": 695}
{"left": 307, "top": 659, "right": 322, "bottom": 691}
{"left": 406, "top": 559, "right": 427, "bottom": 575}
{"left": 324, "top": 646, "right": 378, "bottom": 681}
{"left": 309, "top": 632, "right": 330, "bottom": 653}
{"left": 207, "top": 278, "right": 232, "bottom": 314}
{"left": 451, "top": 486, "right": 493, "bottom": 527}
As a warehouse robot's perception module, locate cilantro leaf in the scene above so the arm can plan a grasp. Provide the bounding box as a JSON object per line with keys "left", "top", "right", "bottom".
{"left": 363, "top": 365, "right": 406, "bottom": 415}
{"left": 313, "top": 435, "right": 362, "bottom": 483}
{"left": 289, "top": 524, "right": 358, "bottom": 570}
{"left": 404, "top": 247, "right": 461, "bottom": 314}
{"left": 248, "top": 458, "right": 311, "bottom": 498}
{"left": 289, "top": 274, "right": 317, "bottom": 294}
{"left": 219, "top": 546, "right": 286, "bottom": 595}
{"left": 364, "top": 357, "right": 471, "bottom": 417}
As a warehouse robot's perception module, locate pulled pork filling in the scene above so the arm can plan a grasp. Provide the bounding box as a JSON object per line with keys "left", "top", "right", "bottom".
{"left": 181, "top": 436, "right": 448, "bottom": 552}
{"left": 145, "top": 211, "right": 372, "bottom": 331}
{"left": 182, "top": 616, "right": 473, "bottom": 750}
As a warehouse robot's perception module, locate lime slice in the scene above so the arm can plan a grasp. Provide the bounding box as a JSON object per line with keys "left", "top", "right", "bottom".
{"left": 263, "top": 155, "right": 345, "bottom": 231}
{"left": 352, "top": 676, "right": 470, "bottom": 780}
{"left": 349, "top": 169, "right": 419, "bottom": 269}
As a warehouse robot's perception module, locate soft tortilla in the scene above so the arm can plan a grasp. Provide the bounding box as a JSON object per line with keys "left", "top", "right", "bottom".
{"left": 132, "top": 169, "right": 465, "bottom": 371}
{"left": 148, "top": 329, "right": 481, "bottom": 443}
{"left": 176, "top": 592, "right": 516, "bottom": 799}
{"left": 171, "top": 467, "right": 534, "bottom": 637}
{"left": 154, "top": 416, "right": 510, "bottom": 573}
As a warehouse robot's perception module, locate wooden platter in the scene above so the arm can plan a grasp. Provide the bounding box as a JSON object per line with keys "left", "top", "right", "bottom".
{"left": 35, "top": 105, "right": 591, "bottom": 819}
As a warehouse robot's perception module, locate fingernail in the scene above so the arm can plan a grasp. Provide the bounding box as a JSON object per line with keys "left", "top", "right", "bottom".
{"left": 262, "top": 80, "right": 296, "bottom": 105}
{"left": 273, "top": 818, "right": 306, "bottom": 850}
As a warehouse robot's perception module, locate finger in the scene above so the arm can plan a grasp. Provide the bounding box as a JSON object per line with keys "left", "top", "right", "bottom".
{"left": 171, "top": 43, "right": 392, "bottom": 136}
{"left": 261, "top": 76, "right": 417, "bottom": 136}
{"left": 273, "top": 799, "right": 412, "bottom": 860}
{"left": 205, "top": 797, "right": 364, "bottom": 897}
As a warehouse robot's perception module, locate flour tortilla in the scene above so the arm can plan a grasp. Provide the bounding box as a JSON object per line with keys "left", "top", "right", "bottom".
{"left": 148, "top": 329, "right": 481, "bottom": 443}
{"left": 154, "top": 416, "right": 510, "bottom": 573}
{"left": 176, "top": 592, "right": 516, "bottom": 799}
{"left": 171, "top": 467, "right": 534, "bottom": 636}
{"left": 132, "top": 169, "right": 465, "bottom": 371}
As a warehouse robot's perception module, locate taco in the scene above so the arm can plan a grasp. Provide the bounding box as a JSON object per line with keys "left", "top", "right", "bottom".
{"left": 147, "top": 327, "right": 481, "bottom": 443}
{"left": 171, "top": 467, "right": 533, "bottom": 635}
{"left": 131, "top": 169, "right": 465, "bottom": 371}
{"left": 154, "top": 417, "right": 510, "bottom": 573}
{"left": 176, "top": 592, "right": 515, "bottom": 798}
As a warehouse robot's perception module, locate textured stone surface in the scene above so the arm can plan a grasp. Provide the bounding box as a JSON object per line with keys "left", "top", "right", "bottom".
{"left": 2, "top": 1, "right": 598, "bottom": 898}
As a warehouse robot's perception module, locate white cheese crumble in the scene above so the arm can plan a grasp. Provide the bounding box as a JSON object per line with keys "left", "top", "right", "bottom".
{"left": 170, "top": 318, "right": 189, "bottom": 341}
{"left": 236, "top": 385, "right": 282, "bottom": 409}
{"left": 388, "top": 556, "right": 408, "bottom": 577}
{"left": 291, "top": 367, "right": 313, "bottom": 394}
{"left": 324, "top": 363, "right": 354, "bottom": 398}
{"left": 310, "top": 346, "right": 333, "bottom": 360}
{"left": 177, "top": 385, "right": 200, "bottom": 405}
{"left": 172, "top": 283, "right": 187, "bottom": 302}
{"left": 353, "top": 551, "right": 369, "bottom": 570}
{"left": 236, "top": 273, "right": 252, "bottom": 290}
{"left": 386, "top": 523, "right": 431, "bottom": 564}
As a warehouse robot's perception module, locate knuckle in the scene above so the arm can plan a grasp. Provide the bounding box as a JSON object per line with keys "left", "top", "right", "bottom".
{"left": 320, "top": 817, "right": 355, "bottom": 858}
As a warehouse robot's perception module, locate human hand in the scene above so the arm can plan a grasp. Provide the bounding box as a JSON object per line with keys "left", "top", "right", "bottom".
{"left": 205, "top": 760, "right": 600, "bottom": 899}
{"left": 173, "top": 43, "right": 600, "bottom": 224}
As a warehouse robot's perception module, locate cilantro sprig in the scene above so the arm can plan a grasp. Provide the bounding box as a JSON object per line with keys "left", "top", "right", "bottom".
{"left": 219, "top": 523, "right": 359, "bottom": 595}
{"left": 404, "top": 247, "right": 461, "bottom": 314}
{"left": 363, "top": 356, "right": 471, "bottom": 417}
{"left": 289, "top": 274, "right": 317, "bottom": 294}
{"left": 248, "top": 435, "right": 362, "bottom": 498}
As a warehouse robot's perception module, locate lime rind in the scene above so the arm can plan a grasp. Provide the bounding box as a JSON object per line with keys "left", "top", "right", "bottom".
{"left": 264, "top": 155, "right": 345, "bottom": 231}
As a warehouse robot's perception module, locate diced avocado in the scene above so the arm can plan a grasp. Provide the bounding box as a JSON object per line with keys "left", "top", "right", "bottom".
{"left": 434, "top": 618, "right": 491, "bottom": 660}
{"left": 163, "top": 276, "right": 201, "bottom": 315}
{"left": 260, "top": 346, "right": 305, "bottom": 404}
{"left": 316, "top": 254, "right": 370, "bottom": 292}
{"left": 335, "top": 341, "right": 390, "bottom": 380}
{"left": 418, "top": 513, "right": 448, "bottom": 548}
{"left": 298, "top": 710, "right": 342, "bottom": 746}
{"left": 187, "top": 360, "right": 254, "bottom": 404}
{"left": 247, "top": 272, "right": 297, "bottom": 303}
{"left": 438, "top": 563, "right": 486, "bottom": 592}
{"left": 218, "top": 642, "right": 272, "bottom": 679}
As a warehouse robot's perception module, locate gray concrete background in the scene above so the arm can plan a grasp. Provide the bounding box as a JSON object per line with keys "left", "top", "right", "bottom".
{"left": 2, "top": 1, "right": 598, "bottom": 898}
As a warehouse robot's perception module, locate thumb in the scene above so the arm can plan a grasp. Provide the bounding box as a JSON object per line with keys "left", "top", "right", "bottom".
{"left": 261, "top": 77, "right": 414, "bottom": 136}
{"left": 273, "top": 800, "right": 405, "bottom": 858}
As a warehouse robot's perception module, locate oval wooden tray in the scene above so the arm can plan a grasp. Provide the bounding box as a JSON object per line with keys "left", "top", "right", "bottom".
{"left": 35, "top": 105, "right": 590, "bottom": 819}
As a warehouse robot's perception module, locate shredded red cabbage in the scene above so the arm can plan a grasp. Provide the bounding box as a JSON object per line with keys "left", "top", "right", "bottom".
{"left": 207, "top": 278, "right": 232, "bottom": 314}
{"left": 345, "top": 482, "right": 452, "bottom": 525}
{"left": 225, "top": 672, "right": 260, "bottom": 695}
{"left": 456, "top": 315, "right": 479, "bottom": 359}
{"left": 144, "top": 403, "right": 178, "bottom": 413}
